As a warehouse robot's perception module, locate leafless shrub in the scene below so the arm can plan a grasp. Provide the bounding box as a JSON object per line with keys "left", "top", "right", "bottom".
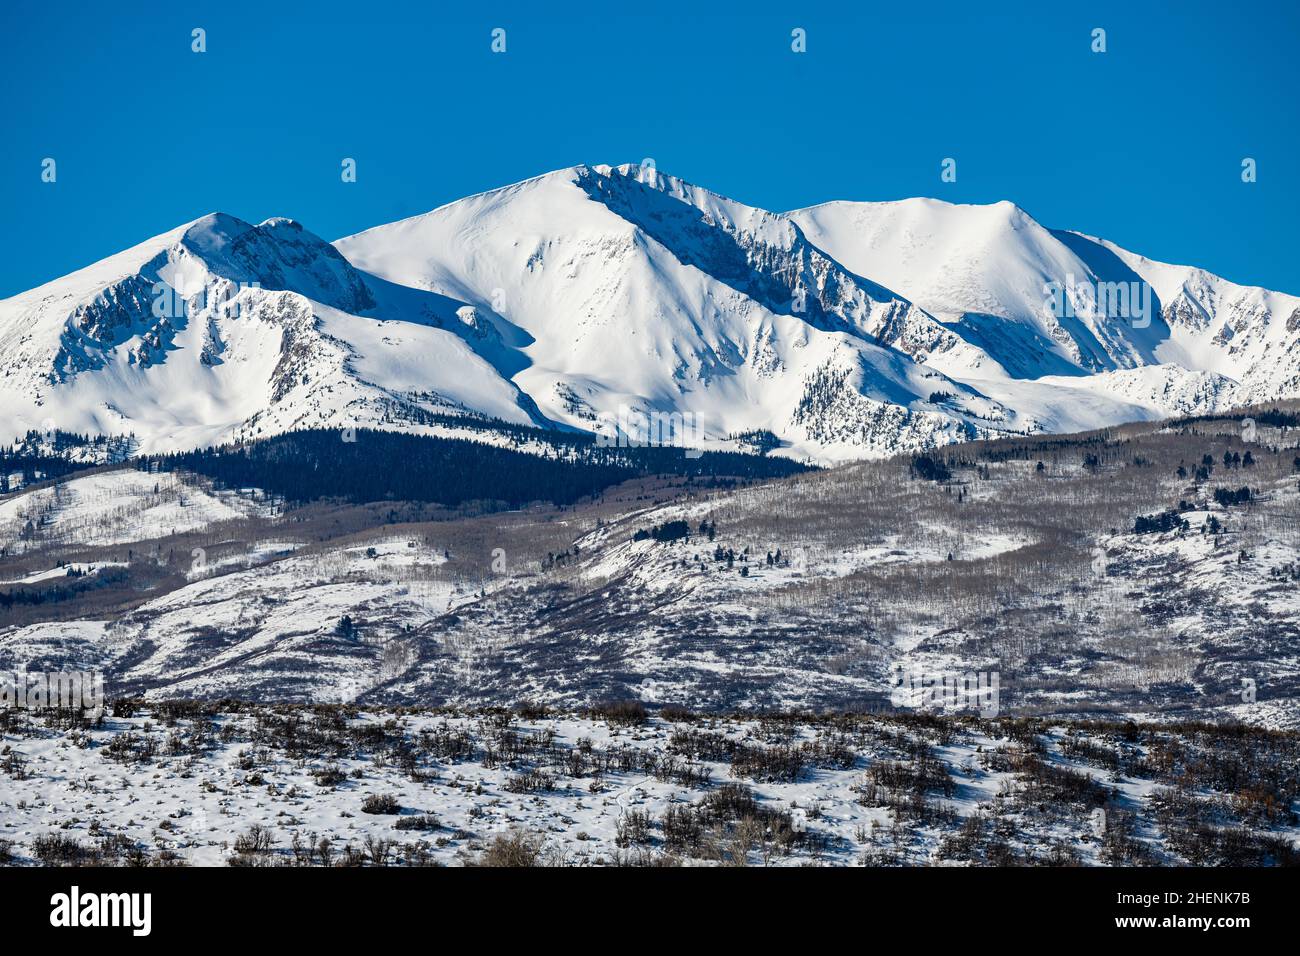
{"left": 393, "top": 814, "right": 440, "bottom": 832}
{"left": 615, "top": 809, "right": 654, "bottom": 847}
{"left": 590, "top": 699, "right": 647, "bottom": 726}
{"left": 474, "top": 830, "right": 545, "bottom": 867}
{"left": 232, "top": 824, "right": 276, "bottom": 856}
{"left": 361, "top": 793, "right": 401, "bottom": 814}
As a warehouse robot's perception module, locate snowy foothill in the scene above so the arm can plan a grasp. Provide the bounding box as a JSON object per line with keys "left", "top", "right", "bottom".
{"left": 0, "top": 468, "right": 270, "bottom": 554}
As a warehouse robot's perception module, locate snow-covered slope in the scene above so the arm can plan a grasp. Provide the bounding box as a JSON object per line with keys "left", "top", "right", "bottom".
{"left": 6, "top": 706, "right": 1293, "bottom": 867}
{"left": 3, "top": 166, "right": 1297, "bottom": 465}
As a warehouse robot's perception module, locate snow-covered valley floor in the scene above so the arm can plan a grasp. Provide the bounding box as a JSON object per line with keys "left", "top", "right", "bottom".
{"left": 2, "top": 705, "right": 1296, "bottom": 867}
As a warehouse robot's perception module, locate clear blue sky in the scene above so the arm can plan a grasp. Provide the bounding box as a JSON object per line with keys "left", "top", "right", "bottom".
{"left": 2, "top": 0, "right": 1297, "bottom": 297}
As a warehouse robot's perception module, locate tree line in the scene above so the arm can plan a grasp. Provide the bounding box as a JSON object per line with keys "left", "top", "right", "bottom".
{"left": 134, "top": 428, "right": 807, "bottom": 509}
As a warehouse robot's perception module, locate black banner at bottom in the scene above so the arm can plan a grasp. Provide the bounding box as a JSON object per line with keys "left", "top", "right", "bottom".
{"left": 0, "top": 865, "right": 1287, "bottom": 942}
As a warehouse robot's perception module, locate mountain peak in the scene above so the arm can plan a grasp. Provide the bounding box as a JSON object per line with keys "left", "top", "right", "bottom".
{"left": 179, "top": 212, "right": 256, "bottom": 256}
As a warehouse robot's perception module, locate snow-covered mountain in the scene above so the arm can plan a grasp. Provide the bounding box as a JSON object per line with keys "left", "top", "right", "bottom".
{"left": 3, "top": 164, "right": 1297, "bottom": 463}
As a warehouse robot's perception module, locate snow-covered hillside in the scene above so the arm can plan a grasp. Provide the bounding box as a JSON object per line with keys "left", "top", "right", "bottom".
{"left": 3, "top": 164, "right": 1298, "bottom": 464}
{"left": 4, "top": 409, "right": 1297, "bottom": 726}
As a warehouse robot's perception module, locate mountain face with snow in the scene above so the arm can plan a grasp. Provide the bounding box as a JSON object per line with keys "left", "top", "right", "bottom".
{"left": 3, "top": 164, "right": 1298, "bottom": 463}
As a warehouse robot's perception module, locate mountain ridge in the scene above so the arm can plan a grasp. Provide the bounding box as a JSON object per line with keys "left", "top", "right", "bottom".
{"left": 3, "top": 163, "right": 1297, "bottom": 464}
